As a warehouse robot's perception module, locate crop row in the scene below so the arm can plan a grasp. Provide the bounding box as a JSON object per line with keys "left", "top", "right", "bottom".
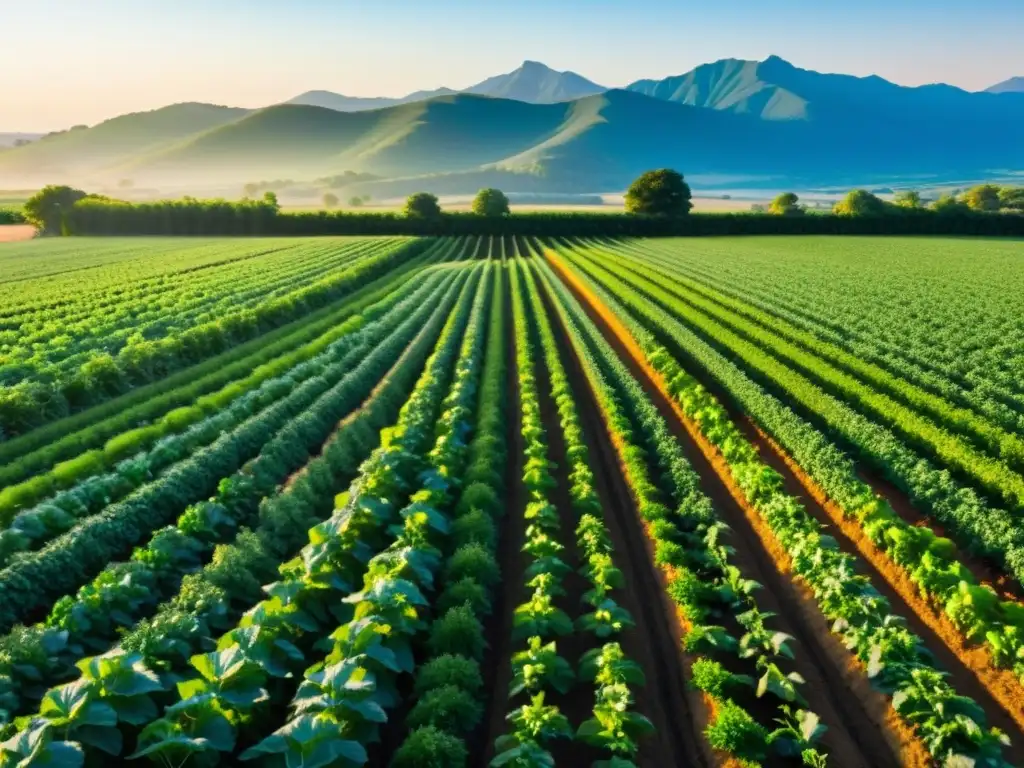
{"left": 0, "top": 266, "right": 472, "bottom": 723}
{"left": 545, "top": 245, "right": 1013, "bottom": 765}
{"left": 531, "top": 254, "right": 832, "bottom": 764}
{"left": 560, "top": 241, "right": 1024, "bottom": 660}
{"left": 609, "top": 238, "right": 1024, "bottom": 438}
{"left": 0, "top": 262, "right": 489, "bottom": 764}
{"left": 0, "top": 237, "right": 456, "bottom": 488}
{"left": 0, "top": 236, "right": 430, "bottom": 437}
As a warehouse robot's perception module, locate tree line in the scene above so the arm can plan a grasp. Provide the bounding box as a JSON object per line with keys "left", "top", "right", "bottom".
{"left": 19, "top": 171, "right": 1024, "bottom": 238}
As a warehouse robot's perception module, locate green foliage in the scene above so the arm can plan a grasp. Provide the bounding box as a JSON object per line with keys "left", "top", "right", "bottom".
{"left": 999, "top": 186, "right": 1024, "bottom": 212}
{"left": 471, "top": 188, "right": 510, "bottom": 217}
{"left": 23, "top": 185, "right": 88, "bottom": 234}
{"left": 404, "top": 192, "right": 442, "bottom": 219}
{"left": 704, "top": 699, "right": 770, "bottom": 763}
{"left": 963, "top": 184, "right": 1002, "bottom": 212}
{"left": 931, "top": 193, "right": 971, "bottom": 215}
{"left": 768, "top": 192, "right": 803, "bottom": 216}
{"left": 414, "top": 655, "right": 483, "bottom": 696}
{"left": 624, "top": 169, "right": 693, "bottom": 217}
{"left": 832, "top": 189, "right": 891, "bottom": 216}
{"left": 893, "top": 189, "right": 924, "bottom": 208}
{"left": 444, "top": 543, "right": 500, "bottom": 587}
{"left": 429, "top": 605, "right": 486, "bottom": 661}
{"left": 407, "top": 684, "right": 483, "bottom": 735}
{"left": 322, "top": 192, "right": 339, "bottom": 209}
{"left": 391, "top": 726, "right": 469, "bottom": 768}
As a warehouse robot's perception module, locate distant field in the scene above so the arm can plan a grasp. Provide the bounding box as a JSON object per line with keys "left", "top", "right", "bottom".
{"left": 0, "top": 225, "right": 34, "bottom": 242}
{"left": 0, "top": 234, "right": 1022, "bottom": 767}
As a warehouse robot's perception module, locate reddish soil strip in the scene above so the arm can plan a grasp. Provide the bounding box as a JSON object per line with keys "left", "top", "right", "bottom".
{"left": 546, "top": 253, "right": 926, "bottom": 768}
{"left": 750, "top": 423, "right": 1024, "bottom": 740}
{"left": 0, "top": 225, "right": 35, "bottom": 243}
{"left": 478, "top": 269, "right": 529, "bottom": 765}
{"left": 537, "top": 280, "right": 710, "bottom": 768}
{"left": 864, "top": 467, "right": 1024, "bottom": 603}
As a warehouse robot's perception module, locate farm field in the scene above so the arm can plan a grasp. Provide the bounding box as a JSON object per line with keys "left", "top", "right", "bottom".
{"left": 0, "top": 234, "right": 1022, "bottom": 768}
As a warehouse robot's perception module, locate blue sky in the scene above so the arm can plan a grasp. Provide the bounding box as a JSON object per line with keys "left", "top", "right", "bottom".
{"left": 2, "top": 0, "right": 1022, "bottom": 131}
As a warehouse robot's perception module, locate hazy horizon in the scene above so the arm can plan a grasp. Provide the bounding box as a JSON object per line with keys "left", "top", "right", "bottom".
{"left": 3, "top": 0, "right": 1023, "bottom": 132}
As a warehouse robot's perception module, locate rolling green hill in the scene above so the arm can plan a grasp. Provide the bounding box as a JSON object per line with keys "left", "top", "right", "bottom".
{"left": 0, "top": 103, "right": 248, "bottom": 179}
{"left": 2, "top": 58, "right": 1023, "bottom": 194}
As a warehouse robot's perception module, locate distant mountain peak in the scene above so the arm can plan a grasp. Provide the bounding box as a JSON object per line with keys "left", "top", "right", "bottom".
{"left": 987, "top": 76, "right": 1024, "bottom": 94}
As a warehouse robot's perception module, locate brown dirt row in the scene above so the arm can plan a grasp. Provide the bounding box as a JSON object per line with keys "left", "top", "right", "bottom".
{"left": 536, "top": 275, "right": 708, "bottom": 768}
{"left": 545, "top": 253, "right": 927, "bottom": 768}
{"left": 0, "top": 225, "right": 35, "bottom": 243}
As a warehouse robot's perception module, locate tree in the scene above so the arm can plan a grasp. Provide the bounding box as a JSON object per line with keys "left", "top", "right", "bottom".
{"left": 931, "top": 194, "right": 971, "bottom": 215}
{"left": 893, "top": 190, "right": 923, "bottom": 209}
{"left": 262, "top": 191, "right": 280, "bottom": 211}
{"left": 323, "top": 193, "right": 339, "bottom": 209}
{"left": 23, "top": 185, "right": 88, "bottom": 235}
{"left": 624, "top": 169, "right": 692, "bottom": 217}
{"left": 963, "top": 184, "right": 1002, "bottom": 212}
{"left": 349, "top": 196, "right": 364, "bottom": 208}
{"left": 243, "top": 182, "right": 260, "bottom": 197}
{"left": 768, "top": 192, "right": 803, "bottom": 216}
{"left": 472, "top": 188, "right": 510, "bottom": 217}
{"left": 404, "top": 192, "right": 442, "bottom": 219}
{"left": 832, "top": 189, "right": 890, "bottom": 217}
{"left": 999, "top": 186, "right": 1024, "bottom": 213}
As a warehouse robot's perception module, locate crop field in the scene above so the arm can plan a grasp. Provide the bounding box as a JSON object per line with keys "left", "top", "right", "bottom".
{"left": 0, "top": 234, "right": 1022, "bottom": 768}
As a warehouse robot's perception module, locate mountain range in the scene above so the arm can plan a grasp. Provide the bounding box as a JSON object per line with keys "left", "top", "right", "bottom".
{"left": 1, "top": 57, "right": 1022, "bottom": 195}
{"left": 987, "top": 77, "right": 1024, "bottom": 94}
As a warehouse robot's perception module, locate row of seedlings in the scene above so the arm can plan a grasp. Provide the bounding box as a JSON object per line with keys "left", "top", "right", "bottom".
{"left": 544, "top": 247, "right": 1013, "bottom": 766}
{"left": 223, "top": 261, "right": 496, "bottom": 765}
{"left": 531, "top": 255, "right": 828, "bottom": 766}
{"left": 563, "top": 240, "right": 1024, "bottom": 711}
{"left": 522, "top": 260, "right": 653, "bottom": 765}
{"left": 0, "top": 265, "right": 483, "bottom": 763}
{"left": 389, "top": 262, "right": 509, "bottom": 767}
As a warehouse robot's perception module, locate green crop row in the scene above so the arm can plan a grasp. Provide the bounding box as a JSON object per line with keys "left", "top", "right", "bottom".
{"left": 0, "top": 263, "right": 487, "bottom": 764}
{"left": 547, "top": 246, "right": 1013, "bottom": 766}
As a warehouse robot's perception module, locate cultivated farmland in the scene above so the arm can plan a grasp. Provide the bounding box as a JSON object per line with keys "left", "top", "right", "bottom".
{"left": 0, "top": 235, "right": 1022, "bottom": 768}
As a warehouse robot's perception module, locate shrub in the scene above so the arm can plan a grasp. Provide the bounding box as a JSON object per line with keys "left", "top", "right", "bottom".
{"left": 704, "top": 699, "right": 769, "bottom": 763}
{"left": 437, "top": 576, "right": 492, "bottom": 617}
{"left": 444, "top": 543, "right": 500, "bottom": 587}
{"left": 429, "top": 605, "right": 486, "bottom": 661}
{"left": 415, "top": 654, "right": 483, "bottom": 696}
{"left": 390, "top": 726, "right": 468, "bottom": 768}
{"left": 450, "top": 508, "right": 496, "bottom": 549}
{"left": 407, "top": 684, "right": 483, "bottom": 735}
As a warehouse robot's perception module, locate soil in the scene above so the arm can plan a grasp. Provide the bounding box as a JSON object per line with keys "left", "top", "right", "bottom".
{"left": 536, "top": 280, "right": 710, "bottom": 768}
{"left": 546, "top": 253, "right": 923, "bottom": 768}
{"left": 0, "top": 225, "right": 35, "bottom": 243}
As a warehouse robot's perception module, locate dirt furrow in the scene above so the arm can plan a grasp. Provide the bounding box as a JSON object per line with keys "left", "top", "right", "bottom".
{"left": 547, "top": 257, "right": 924, "bottom": 768}
{"left": 537, "top": 277, "right": 707, "bottom": 768}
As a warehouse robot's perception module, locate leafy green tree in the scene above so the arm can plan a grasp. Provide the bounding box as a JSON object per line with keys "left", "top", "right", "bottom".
{"left": 624, "top": 169, "right": 692, "bottom": 216}
{"left": 23, "top": 185, "right": 88, "bottom": 235}
{"left": 832, "top": 189, "right": 890, "bottom": 217}
{"left": 349, "top": 196, "right": 364, "bottom": 208}
{"left": 768, "top": 192, "right": 803, "bottom": 216}
{"left": 404, "top": 192, "right": 442, "bottom": 219}
{"left": 893, "top": 190, "right": 924, "bottom": 209}
{"left": 322, "top": 193, "right": 339, "bottom": 209}
{"left": 963, "top": 184, "right": 1002, "bottom": 212}
{"left": 472, "top": 188, "right": 510, "bottom": 217}
{"left": 931, "top": 194, "right": 971, "bottom": 215}
{"left": 999, "top": 186, "right": 1024, "bottom": 212}
{"left": 261, "top": 191, "right": 280, "bottom": 211}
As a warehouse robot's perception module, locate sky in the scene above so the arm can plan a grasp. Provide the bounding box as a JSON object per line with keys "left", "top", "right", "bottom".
{"left": 2, "top": 0, "right": 1022, "bottom": 132}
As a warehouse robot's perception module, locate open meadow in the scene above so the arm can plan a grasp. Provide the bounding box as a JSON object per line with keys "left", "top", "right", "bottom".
{"left": 0, "top": 234, "right": 1022, "bottom": 767}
